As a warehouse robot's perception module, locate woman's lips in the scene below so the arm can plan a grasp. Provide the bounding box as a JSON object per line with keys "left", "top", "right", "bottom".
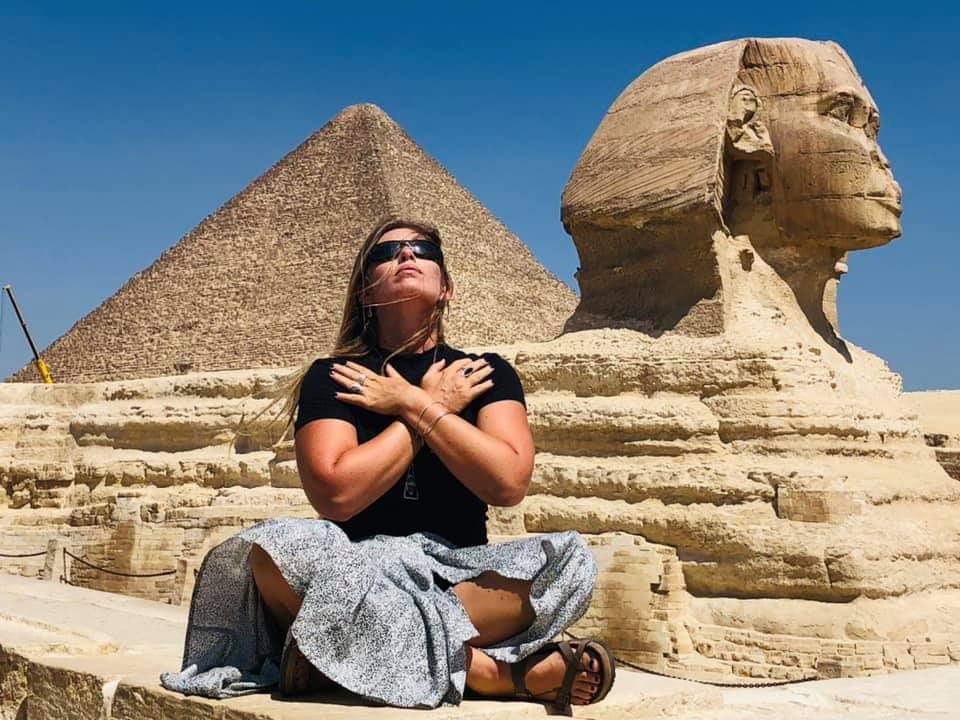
{"left": 395, "top": 266, "right": 422, "bottom": 276}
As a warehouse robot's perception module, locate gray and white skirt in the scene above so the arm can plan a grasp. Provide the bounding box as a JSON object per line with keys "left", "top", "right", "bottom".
{"left": 160, "top": 518, "right": 597, "bottom": 708}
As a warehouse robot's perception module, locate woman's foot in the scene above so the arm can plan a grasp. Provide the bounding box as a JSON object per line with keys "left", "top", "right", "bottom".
{"left": 521, "top": 647, "right": 603, "bottom": 706}
{"left": 465, "top": 639, "right": 614, "bottom": 711}
{"left": 278, "top": 638, "right": 337, "bottom": 696}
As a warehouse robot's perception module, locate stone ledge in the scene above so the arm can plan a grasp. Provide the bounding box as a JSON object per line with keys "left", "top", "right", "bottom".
{"left": 0, "top": 574, "right": 720, "bottom": 719}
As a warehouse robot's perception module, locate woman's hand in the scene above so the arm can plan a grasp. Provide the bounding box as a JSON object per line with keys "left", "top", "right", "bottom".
{"left": 420, "top": 357, "right": 494, "bottom": 415}
{"left": 330, "top": 361, "right": 423, "bottom": 416}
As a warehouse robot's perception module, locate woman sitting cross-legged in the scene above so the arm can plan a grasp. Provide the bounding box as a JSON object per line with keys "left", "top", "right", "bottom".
{"left": 160, "top": 217, "right": 615, "bottom": 715}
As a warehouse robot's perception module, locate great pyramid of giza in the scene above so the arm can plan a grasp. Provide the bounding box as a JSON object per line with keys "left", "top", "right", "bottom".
{"left": 9, "top": 104, "right": 576, "bottom": 383}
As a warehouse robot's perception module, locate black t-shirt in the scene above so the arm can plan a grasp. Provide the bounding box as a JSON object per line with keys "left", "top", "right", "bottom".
{"left": 294, "top": 343, "right": 526, "bottom": 548}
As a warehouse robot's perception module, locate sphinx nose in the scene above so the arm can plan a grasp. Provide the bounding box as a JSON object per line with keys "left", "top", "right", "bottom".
{"left": 872, "top": 146, "right": 892, "bottom": 172}
{"left": 891, "top": 179, "right": 903, "bottom": 203}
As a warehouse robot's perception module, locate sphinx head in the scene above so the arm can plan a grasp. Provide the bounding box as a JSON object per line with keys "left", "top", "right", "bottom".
{"left": 562, "top": 38, "right": 901, "bottom": 338}
{"left": 728, "top": 40, "right": 901, "bottom": 249}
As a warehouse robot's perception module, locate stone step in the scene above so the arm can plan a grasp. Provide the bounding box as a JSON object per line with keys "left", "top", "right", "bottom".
{"left": 512, "top": 338, "right": 837, "bottom": 396}
{"left": 0, "top": 574, "right": 721, "bottom": 719}
{"left": 703, "top": 395, "right": 922, "bottom": 443}
{"left": 519, "top": 494, "right": 960, "bottom": 602}
{"left": 532, "top": 453, "right": 776, "bottom": 505}
{"left": 526, "top": 392, "right": 723, "bottom": 456}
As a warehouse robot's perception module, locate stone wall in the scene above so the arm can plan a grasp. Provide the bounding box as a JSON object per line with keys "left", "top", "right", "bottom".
{"left": 2, "top": 364, "right": 959, "bottom": 681}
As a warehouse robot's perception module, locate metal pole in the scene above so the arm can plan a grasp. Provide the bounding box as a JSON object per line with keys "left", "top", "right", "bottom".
{"left": 2, "top": 284, "right": 53, "bottom": 383}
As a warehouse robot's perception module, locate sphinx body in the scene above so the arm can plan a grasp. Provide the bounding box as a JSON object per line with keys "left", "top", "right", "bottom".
{"left": 500, "top": 38, "right": 960, "bottom": 681}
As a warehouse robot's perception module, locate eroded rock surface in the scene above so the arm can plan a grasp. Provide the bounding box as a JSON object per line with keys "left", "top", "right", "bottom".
{"left": 545, "top": 37, "right": 960, "bottom": 681}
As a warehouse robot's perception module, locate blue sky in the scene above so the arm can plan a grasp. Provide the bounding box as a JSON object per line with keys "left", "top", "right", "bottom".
{"left": 0, "top": 2, "right": 957, "bottom": 389}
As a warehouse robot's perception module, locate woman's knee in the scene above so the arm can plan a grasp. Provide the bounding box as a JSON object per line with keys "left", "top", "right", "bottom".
{"left": 249, "top": 544, "right": 302, "bottom": 623}
{"left": 249, "top": 544, "right": 277, "bottom": 585}
{"left": 453, "top": 571, "right": 534, "bottom": 647}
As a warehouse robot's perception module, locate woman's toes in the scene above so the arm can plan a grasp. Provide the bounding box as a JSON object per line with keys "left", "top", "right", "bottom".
{"left": 578, "top": 669, "right": 599, "bottom": 684}
{"left": 573, "top": 685, "right": 595, "bottom": 703}
{"left": 571, "top": 676, "right": 599, "bottom": 704}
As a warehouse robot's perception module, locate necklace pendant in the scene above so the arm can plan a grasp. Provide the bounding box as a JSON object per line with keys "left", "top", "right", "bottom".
{"left": 402, "top": 466, "right": 420, "bottom": 501}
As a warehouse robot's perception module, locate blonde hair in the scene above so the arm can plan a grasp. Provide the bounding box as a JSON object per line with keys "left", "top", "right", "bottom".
{"left": 231, "top": 216, "right": 451, "bottom": 449}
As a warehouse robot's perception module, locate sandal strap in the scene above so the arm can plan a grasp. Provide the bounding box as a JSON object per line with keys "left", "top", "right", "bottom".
{"left": 552, "top": 638, "right": 588, "bottom": 714}
{"left": 510, "top": 643, "right": 558, "bottom": 697}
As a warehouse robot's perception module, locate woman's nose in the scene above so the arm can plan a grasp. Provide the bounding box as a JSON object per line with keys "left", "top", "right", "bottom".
{"left": 397, "top": 243, "right": 417, "bottom": 261}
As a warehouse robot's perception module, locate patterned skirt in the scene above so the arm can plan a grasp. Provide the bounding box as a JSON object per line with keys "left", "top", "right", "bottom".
{"left": 160, "top": 518, "right": 597, "bottom": 708}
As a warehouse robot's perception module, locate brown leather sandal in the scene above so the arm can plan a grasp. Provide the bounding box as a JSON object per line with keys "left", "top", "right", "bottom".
{"left": 278, "top": 636, "right": 311, "bottom": 696}
{"left": 278, "top": 636, "right": 336, "bottom": 697}
{"left": 510, "top": 638, "right": 616, "bottom": 716}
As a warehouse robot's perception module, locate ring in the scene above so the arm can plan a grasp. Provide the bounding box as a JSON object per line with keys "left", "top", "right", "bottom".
{"left": 460, "top": 367, "right": 474, "bottom": 378}
{"left": 349, "top": 383, "right": 364, "bottom": 394}
{"left": 356, "top": 373, "right": 367, "bottom": 387}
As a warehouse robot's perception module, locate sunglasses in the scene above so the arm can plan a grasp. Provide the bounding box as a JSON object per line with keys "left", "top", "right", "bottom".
{"left": 365, "top": 240, "right": 444, "bottom": 268}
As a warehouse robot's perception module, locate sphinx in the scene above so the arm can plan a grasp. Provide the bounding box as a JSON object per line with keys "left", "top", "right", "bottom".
{"left": 506, "top": 38, "right": 960, "bottom": 681}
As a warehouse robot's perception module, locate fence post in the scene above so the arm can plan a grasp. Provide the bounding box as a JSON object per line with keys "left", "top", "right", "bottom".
{"left": 41, "top": 538, "right": 64, "bottom": 582}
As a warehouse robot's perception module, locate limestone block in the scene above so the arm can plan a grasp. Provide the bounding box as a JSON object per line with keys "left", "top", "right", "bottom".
{"left": 775, "top": 482, "right": 864, "bottom": 522}
{"left": 527, "top": 392, "right": 722, "bottom": 456}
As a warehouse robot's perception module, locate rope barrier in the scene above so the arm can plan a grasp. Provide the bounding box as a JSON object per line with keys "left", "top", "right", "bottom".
{"left": 560, "top": 629, "right": 815, "bottom": 688}
{"left": 0, "top": 550, "right": 46, "bottom": 558}
{"left": 63, "top": 548, "right": 177, "bottom": 579}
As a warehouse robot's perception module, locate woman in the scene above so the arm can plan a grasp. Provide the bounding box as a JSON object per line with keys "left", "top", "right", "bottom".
{"left": 161, "top": 217, "right": 615, "bottom": 714}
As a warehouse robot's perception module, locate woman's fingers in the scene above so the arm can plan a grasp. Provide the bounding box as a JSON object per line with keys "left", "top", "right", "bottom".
{"left": 422, "top": 359, "right": 447, "bottom": 377}
{"left": 468, "top": 379, "right": 494, "bottom": 398}
{"left": 444, "top": 358, "right": 472, "bottom": 373}
{"left": 329, "top": 368, "right": 355, "bottom": 386}
{"left": 331, "top": 362, "right": 367, "bottom": 382}
{"left": 342, "top": 360, "right": 372, "bottom": 374}
{"left": 333, "top": 391, "right": 367, "bottom": 407}
{"left": 468, "top": 365, "right": 494, "bottom": 383}
{"left": 443, "top": 358, "right": 489, "bottom": 379}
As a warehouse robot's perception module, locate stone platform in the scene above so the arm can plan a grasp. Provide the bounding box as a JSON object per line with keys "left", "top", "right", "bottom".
{"left": 3, "top": 575, "right": 957, "bottom": 720}
{"left": 0, "top": 574, "right": 721, "bottom": 719}
{"left": 4, "top": 574, "right": 958, "bottom": 719}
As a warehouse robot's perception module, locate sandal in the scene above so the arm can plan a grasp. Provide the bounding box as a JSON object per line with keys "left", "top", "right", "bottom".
{"left": 278, "top": 635, "right": 310, "bottom": 696}
{"left": 278, "top": 635, "right": 335, "bottom": 697}
{"left": 510, "top": 637, "right": 616, "bottom": 716}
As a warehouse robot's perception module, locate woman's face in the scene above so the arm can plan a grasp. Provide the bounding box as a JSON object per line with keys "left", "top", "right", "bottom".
{"left": 363, "top": 227, "right": 450, "bottom": 311}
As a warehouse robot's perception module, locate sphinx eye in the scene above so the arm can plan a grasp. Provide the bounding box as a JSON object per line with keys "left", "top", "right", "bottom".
{"left": 865, "top": 110, "right": 880, "bottom": 140}
{"left": 826, "top": 95, "right": 854, "bottom": 123}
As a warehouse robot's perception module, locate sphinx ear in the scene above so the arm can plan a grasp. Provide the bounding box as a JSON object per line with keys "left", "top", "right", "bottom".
{"left": 727, "top": 86, "right": 773, "bottom": 157}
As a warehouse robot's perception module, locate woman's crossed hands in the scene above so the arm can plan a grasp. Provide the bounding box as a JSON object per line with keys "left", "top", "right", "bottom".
{"left": 330, "top": 357, "right": 494, "bottom": 418}
{"left": 420, "top": 357, "right": 494, "bottom": 414}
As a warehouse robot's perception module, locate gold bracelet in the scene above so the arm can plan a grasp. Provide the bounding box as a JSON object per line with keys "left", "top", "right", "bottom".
{"left": 422, "top": 410, "right": 452, "bottom": 439}
{"left": 415, "top": 400, "right": 446, "bottom": 433}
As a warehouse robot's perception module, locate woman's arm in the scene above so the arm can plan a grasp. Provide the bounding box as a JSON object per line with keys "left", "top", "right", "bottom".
{"left": 397, "top": 397, "right": 535, "bottom": 506}
{"left": 294, "top": 417, "right": 420, "bottom": 521}
{"left": 317, "top": 356, "right": 534, "bottom": 513}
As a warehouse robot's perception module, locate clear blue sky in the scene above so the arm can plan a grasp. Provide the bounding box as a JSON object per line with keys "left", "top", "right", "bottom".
{"left": 0, "top": 2, "right": 957, "bottom": 390}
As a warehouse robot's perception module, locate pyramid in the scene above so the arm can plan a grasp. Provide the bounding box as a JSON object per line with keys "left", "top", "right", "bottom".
{"left": 9, "top": 104, "right": 576, "bottom": 383}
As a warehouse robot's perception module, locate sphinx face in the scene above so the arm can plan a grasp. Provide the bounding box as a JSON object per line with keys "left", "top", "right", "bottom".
{"left": 763, "top": 50, "right": 902, "bottom": 250}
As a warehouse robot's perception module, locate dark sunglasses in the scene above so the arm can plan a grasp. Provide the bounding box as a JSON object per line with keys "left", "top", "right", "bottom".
{"left": 365, "top": 240, "right": 444, "bottom": 268}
